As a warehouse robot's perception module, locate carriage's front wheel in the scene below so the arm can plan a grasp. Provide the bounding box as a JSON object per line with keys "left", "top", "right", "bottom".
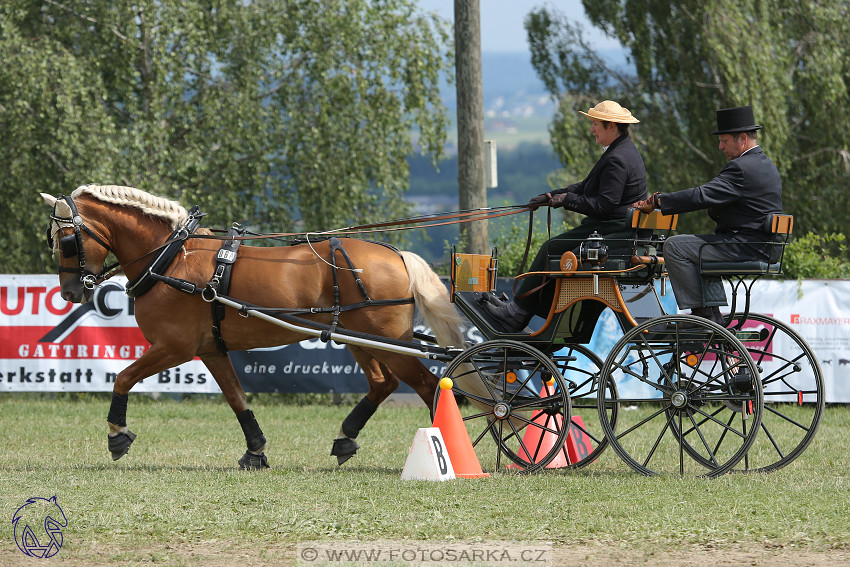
{"left": 597, "top": 316, "right": 763, "bottom": 478}
{"left": 436, "top": 340, "right": 571, "bottom": 474}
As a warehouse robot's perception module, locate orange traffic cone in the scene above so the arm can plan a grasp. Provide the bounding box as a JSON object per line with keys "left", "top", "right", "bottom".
{"left": 508, "top": 381, "right": 568, "bottom": 469}
{"left": 432, "top": 378, "right": 489, "bottom": 478}
{"left": 565, "top": 416, "right": 594, "bottom": 464}
{"left": 508, "top": 382, "right": 594, "bottom": 469}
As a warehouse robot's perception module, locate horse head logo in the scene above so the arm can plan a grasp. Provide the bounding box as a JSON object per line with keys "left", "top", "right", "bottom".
{"left": 12, "top": 496, "right": 67, "bottom": 558}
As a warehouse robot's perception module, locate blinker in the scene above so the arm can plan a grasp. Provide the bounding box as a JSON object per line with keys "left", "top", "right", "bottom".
{"left": 60, "top": 234, "right": 79, "bottom": 258}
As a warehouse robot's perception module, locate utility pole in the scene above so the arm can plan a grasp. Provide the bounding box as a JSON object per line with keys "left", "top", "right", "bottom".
{"left": 454, "top": 0, "right": 488, "bottom": 254}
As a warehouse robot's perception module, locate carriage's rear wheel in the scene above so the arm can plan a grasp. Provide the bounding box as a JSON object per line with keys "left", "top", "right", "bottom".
{"left": 436, "top": 340, "right": 571, "bottom": 474}
{"left": 552, "top": 345, "right": 615, "bottom": 469}
{"left": 597, "top": 316, "right": 763, "bottom": 478}
{"left": 721, "top": 313, "right": 824, "bottom": 472}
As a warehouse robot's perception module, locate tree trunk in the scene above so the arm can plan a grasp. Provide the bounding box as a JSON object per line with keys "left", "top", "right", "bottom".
{"left": 454, "top": 0, "right": 488, "bottom": 254}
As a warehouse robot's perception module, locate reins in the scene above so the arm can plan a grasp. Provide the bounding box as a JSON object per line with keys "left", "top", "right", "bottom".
{"left": 49, "top": 197, "right": 534, "bottom": 293}
{"left": 187, "top": 205, "right": 530, "bottom": 243}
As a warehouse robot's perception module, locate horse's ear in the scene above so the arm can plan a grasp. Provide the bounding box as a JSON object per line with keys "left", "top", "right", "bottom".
{"left": 40, "top": 193, "right": 57, "bottom": 207}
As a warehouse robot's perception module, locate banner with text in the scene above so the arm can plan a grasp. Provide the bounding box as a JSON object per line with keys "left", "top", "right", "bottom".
{"left": 1, "top": 275, "right": 848, "bottom": 401}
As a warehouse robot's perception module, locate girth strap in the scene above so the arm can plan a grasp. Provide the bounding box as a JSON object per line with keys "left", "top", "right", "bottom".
{"left": 209, "top": 224, "right": 246, "bottom": 353}
{"left": 322, "top": 237, "right": 371, "bottom": 342}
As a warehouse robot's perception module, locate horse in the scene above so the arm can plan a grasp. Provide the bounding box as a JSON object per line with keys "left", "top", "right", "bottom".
{"left": 41, "top": 184, "right": 466, "bottom": 469}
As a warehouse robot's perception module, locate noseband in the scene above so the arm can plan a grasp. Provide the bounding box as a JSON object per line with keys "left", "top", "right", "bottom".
{"left": 47, "top": 195, "right": 114, "bottom": 289}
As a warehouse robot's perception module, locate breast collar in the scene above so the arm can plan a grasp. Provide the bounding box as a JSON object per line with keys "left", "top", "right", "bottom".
{"left": 124, "top": 205, "right": 205, "bottom": 298}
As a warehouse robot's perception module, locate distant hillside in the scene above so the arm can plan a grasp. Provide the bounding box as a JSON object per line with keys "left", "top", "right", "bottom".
{"left": 404, "top": 141, "right": 563, "bottom": 263}
{"left": 439, "top": 50, "right": 629, "bottom": 151}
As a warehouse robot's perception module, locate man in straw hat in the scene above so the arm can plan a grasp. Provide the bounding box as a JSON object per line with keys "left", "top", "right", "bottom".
{"left": 481, "top": 100, "right": 647, "bottom": 333}
{"left": 634, "top": 105, "right": 782, "bottom": 324}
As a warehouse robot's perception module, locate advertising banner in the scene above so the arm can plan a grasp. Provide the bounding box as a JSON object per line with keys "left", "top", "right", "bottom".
{"left": 0, "top": 275, "right": 484, "bottom": 395}
{"left": 1, "top": 275, "right": 848, "bottom": 401}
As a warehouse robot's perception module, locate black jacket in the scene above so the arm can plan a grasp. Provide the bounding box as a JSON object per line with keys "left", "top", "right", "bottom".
{"left": 550, "top": 134, "right": 647, "bottom": 220}
{"left": 659, "top": 146, "right": 782, "bottom": 235}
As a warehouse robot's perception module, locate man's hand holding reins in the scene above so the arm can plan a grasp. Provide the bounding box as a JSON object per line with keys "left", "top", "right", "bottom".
{"left": 634, "top": 192, "right": 660, "bottom": 213}
{"left": 526, "top": 193, "right": 551, "bottom": 211}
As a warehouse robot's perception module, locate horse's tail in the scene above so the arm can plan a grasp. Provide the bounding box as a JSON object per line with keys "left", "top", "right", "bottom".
{"left": 399, "top": 251, "right": 465, "bottom": 348}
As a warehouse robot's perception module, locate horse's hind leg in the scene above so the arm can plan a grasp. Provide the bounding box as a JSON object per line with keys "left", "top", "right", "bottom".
{"left": 331, "top": 347, "right": 400, "bottom": 465}
{"left": 200, "top": 351, "right": 270, "bottom": 470}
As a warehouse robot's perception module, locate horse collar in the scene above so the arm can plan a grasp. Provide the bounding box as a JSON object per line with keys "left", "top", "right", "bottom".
{"left": 124, "top": 205, "right": 205, "bottom": 298}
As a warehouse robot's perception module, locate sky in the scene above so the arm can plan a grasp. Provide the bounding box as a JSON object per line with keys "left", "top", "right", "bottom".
{"left": 415, "top": 0, "right": 622, "bottom": 54}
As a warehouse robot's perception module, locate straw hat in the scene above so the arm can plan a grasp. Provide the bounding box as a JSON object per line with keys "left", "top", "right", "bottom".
{"left": 578, "top": 100, "right": 640, "bottom": 124}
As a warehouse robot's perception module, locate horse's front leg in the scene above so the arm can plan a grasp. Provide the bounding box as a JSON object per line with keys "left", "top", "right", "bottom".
{"left": 106, "top": 343, "right": 195, "bottom": 461}
{"left": 200, "top": 351, "right": 269, "bottom": 470}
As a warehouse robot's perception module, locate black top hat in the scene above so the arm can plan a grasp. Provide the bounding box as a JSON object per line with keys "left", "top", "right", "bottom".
{"left": 711, "top": 106, "right": 762, "bottom": 135}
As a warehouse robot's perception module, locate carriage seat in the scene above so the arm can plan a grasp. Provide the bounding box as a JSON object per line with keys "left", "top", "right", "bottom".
{"left": 699, "top": 214, "right": 793, "bottom": 277}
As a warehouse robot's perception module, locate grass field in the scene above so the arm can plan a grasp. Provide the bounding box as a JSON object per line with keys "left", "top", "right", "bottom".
{"left": 2, "top": 394, "right": 849, "bottom": 566}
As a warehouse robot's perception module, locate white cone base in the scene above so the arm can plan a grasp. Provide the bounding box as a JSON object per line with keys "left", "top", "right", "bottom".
{"left": 401, "top": 427, "right": 456, "bottom": 481}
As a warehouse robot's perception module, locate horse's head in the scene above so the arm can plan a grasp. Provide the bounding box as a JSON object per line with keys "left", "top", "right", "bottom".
{"left": 41, "top": 193, "right": 112, "bottom": 304}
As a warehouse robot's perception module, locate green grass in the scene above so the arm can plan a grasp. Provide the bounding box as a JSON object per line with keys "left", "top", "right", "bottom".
{"left": 2, "top": 395, "right": 849, "bottom": 565}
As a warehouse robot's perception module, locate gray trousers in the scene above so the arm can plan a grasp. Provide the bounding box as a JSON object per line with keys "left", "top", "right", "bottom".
{"left": 663, "top": 234, "right": 734, "bottom": 309}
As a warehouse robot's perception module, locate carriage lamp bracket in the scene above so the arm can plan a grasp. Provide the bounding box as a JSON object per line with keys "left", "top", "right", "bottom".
{"left": 580, "top": 231, "right": 608, "bottom": 270}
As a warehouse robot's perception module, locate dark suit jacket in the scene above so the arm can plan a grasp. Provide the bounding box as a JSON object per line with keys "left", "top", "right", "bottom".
{"left": 659, "top": 146, "right": 782, "bottom": 235}
{"left": 550, "top": 134, "right": 647, "bottom": 220}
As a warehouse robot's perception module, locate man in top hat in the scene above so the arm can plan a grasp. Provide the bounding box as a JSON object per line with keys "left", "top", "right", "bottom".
{"left": 481, "top": 100, "right": 647, "bottom": 332}
{"left": 634, "top": 105, "right": 782, "bottom": 324}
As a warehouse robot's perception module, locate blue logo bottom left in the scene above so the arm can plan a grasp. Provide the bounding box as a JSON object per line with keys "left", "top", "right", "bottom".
{"left": 12, "top": 496, "right": 67, "bottom": 558}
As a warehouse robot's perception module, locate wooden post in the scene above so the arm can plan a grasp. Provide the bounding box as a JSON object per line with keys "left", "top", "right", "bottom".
{"left": 454, "top": 0, "right": 488, "bottom": 254}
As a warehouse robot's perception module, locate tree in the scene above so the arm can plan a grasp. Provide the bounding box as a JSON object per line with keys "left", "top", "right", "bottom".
{"left": 525, "top": 1, "right": 850, "bottom": 239}
{"left": 0, "top": 0, "right": 452, "bottom": 273}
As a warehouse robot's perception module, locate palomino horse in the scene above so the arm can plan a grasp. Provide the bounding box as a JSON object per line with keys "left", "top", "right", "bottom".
{"left": 42, "top": 185, "right": 466, "bottom": 469}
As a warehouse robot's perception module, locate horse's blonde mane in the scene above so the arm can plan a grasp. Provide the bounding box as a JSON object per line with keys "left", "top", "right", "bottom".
{"left": 72, "top": 185, "right": 188, "bottom": 229}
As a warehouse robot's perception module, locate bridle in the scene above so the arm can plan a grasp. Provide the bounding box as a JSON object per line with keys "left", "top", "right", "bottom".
{"left": 46, "top": 195, "right": 115, "bottom": 290}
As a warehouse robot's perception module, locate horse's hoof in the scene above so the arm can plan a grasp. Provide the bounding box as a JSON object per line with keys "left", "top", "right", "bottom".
{"left": 238, "top": 451, "right": 270, "bottom": 470}
{"left": 331, "top": 437, "right": 360, "bottom": 466}
{"left": 108, "top": 430, "right": 136, "bottom": 461}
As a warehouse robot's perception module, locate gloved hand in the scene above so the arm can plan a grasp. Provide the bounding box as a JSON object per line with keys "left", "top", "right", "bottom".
{"left": 549, "top": 192, "right": 567, "bottom": 208}
{"left": 633, "top": 192, "right": 660, "bottom": 213}
{"left": 526, "top": 193, "right": 551, "bottom": 211}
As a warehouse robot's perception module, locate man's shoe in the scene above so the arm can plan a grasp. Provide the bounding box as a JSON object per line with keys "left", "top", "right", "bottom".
{"left": 668, "top": 307, "right": 724, "bottom": 330}
{"left": 477, "top": 292, "right": 508, "bottom": 308}
{"left": 692, "top": 306, "right": 724, "bottom": 325}
{"left": 481, "top": 301, "right": 531, "bottom": 333}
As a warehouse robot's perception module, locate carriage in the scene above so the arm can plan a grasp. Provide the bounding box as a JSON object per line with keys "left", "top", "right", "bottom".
{"left": 42, "top": 186, "right": 823, "bottom": 478}
{"left": 443, "top": 209, "right": 823, "bottom": 477}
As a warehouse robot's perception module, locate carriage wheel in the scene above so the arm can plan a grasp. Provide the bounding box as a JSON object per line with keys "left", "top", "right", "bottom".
{"left": 436, "top": 340, "right": 572, "bottom": 474}
{"left": 551, "top": 344, "right": 616, "bottom": 469}
{"left": 597, "top": 315, "right": 763, "bottom": 478}
{"left": 721, "top": 313, "right": 824, "bottom": 472}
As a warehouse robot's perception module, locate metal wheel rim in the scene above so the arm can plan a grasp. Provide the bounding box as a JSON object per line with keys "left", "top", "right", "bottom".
{"left": 727, "top": 312, "right": 825, "bottom": 472}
